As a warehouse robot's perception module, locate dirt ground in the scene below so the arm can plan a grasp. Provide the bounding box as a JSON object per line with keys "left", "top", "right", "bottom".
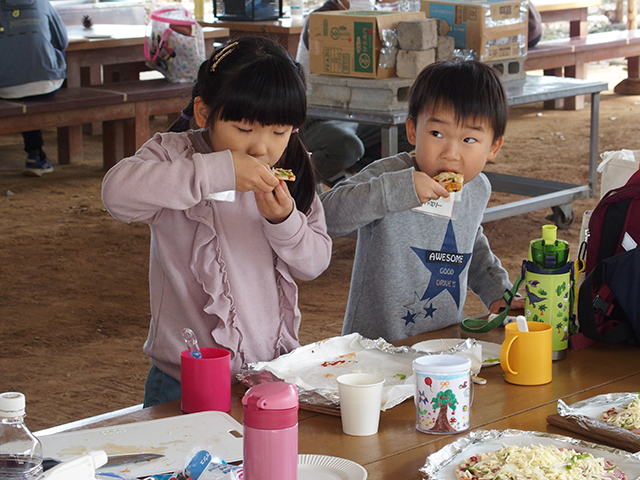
{"left": 1, "top": 63, "right": 639, "bottom": 433}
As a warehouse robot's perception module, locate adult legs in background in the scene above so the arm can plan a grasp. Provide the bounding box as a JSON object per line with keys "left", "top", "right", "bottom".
{"left": 22, "top": 129, "right": 53, "bottom": 177}
{"left": 300, "top": 119, "right": 365, "bottom": 185}
{"left": 22, "top": 130, "right": 44, "bottom": 154}
{"left": 16, "top": 90, "right": 59, "bottom": 177}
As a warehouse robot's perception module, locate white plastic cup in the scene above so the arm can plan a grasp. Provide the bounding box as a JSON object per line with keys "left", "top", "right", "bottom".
{"left": 337, "top": 373, "right": 385, "bottom": 436}
{"left": 412, "top": 355, "right": 472, "bottom": 434}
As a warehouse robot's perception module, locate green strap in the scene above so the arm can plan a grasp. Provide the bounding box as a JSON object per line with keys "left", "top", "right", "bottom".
{"left": 460, "top": 261, "right": 527, "bottom": 333}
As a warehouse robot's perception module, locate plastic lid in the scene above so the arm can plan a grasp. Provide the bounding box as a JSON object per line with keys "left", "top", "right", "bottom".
{"left": 242, "top": 383, "right": 299, "bottom": 430}
{"left": 413, "top": 355, "right": 471, "bottom": 374}
{"left": 242, "top": 382, "right": 298, "bottom": 411}
{"left": 0, "top": 392, "right": 26, "bottom": 417}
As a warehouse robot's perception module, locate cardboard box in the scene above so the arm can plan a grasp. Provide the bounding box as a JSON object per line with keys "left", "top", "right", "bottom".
{"left": 421, "top": 0, "right": 527, "bottom": 61}
{"left": 308, "top": 10, "right": 426, "bottom": 79}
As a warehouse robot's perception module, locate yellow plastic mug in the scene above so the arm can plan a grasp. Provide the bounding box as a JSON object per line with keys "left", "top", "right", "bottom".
{"left": 500, "top": 322, "right": 552, "bottom": 385}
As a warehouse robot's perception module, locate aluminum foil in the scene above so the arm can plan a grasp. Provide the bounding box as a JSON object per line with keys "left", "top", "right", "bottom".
{"left": 483, "top": 0, "right": 527, "bottom": 28}
{"left": 237, "top": 334, "right": 478, "bottom": 410}
{"left": 556, "top": 392, "right": 640, "bottom": 451}
{"left": 379, "top": 28, "right": 399, "bottom": 70}
{"left": 420, "top": 429, "right": 640, "bottom": 480}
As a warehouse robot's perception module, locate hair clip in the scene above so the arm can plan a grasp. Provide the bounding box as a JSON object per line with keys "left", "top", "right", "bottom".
{"left": 292, "top": 128, "right": 299, "bottom": 133}
{"left": 211, "top": 41, "right": 240, "bottom": 72}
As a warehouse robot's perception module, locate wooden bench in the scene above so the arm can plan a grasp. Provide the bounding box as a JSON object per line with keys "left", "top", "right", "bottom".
{"left": 0, "top": 79, "right": 191, "bottom": 170}
{"left": 525, "top": 29, "right": 640, "bottom": 108}
{"left": 93, "top": 79, "right": 192, "bottom": 168}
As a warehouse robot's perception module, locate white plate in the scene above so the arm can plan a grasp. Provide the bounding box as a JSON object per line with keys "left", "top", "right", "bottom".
{"left": 411, "top": 338, "right": 502, "bottom": 367}
{"left": 299, "top": 454, "right": 367, "bottom": 480}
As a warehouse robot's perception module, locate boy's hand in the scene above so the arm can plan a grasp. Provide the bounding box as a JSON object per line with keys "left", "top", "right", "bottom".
{"left": 232, "top": 152, "right": 279, "bottom": 194}
{"left": 255, "top": 181, "right": 294, "bottom": 224}
{"left": 413, "top": 171, "right": 450, "bottom": 203}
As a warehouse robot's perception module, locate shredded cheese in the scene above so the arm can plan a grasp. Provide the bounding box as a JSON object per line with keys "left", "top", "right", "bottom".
{"left": 455, "top": 444, "right": 621, "bottom": 480}
{"left": 602, "top": 395, "right": 640, "bottom": 431}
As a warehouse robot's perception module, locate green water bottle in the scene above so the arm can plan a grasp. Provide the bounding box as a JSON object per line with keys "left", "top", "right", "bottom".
{"left": 528, "top": 224, "right": 570, "bottom": 269}
{"left": 524, "top": 225, "right": 572, "bottom": 360}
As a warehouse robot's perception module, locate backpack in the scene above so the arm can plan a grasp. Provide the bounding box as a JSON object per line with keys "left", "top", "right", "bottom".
{"left": 572, "top": 169, "right": 640, "bottom": 350}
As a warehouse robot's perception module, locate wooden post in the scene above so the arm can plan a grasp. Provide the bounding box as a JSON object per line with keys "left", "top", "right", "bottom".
{"left": 614, "top": 0, "right": 640, "bottom": 94}
{"left": 629, "top": 0, "right": 638, "bottom": 28}
{"left": 615, "top": 0, "right": 624, "bottom": 24}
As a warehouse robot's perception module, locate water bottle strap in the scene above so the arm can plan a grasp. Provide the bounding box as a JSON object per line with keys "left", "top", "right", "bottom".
{"left": 460, "top": 263, "right": 526, "bottom": 333}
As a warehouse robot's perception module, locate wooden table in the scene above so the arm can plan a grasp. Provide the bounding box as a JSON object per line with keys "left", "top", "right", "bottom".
{"left": 200, "top": 15, "right": 303, "bottom": 57}
{"left": 58, "top": 24, "right": 229, "bottom": 164}
{"left": 38, "top": 324, "right": 640, "bottom": 480}
{"left": 533, "top": 0, "right": 601, "bottom": 38}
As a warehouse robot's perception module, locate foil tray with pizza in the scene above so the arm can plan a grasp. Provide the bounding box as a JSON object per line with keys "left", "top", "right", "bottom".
{"left": 420, "top": 429, "right": 640, "bottom": 480}
{"left": 547, "top": 393, "right": 640, "bottom": 452}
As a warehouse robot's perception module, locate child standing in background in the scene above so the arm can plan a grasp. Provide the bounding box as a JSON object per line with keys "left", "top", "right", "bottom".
{"left": 102, "top": 37, "right": 332, "bottom": 407}
{"left": 321, "top": 61, "right": 524, "bottom": 342}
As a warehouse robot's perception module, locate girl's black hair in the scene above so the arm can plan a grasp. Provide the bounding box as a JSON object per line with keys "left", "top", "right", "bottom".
{"left": 408, "top": 60, "right": 508, "bottom": 141}
{"left": 170, "top": 36, "right": 316, "bottom": 213}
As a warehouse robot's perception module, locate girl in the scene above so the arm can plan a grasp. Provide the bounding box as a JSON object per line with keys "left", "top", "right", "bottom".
{"left": 102, "top": 37, "right": 332, "bottom": 407}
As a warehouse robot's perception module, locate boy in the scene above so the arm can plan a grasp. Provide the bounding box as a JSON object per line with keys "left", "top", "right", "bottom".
{"left": 320, "top": 61, "right": 523, "bottom": 342}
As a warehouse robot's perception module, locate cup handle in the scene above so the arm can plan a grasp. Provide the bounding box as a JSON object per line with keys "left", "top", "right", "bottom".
{"left": 500, "top": 336, "right": 518, "bottom": 375}
{"left": 469, "top": 376, "right": 475, "bottom": 406}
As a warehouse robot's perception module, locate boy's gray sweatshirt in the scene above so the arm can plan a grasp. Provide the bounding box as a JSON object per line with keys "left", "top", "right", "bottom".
{"left": 320, "top": 152, "right": 512, "bottom": 342}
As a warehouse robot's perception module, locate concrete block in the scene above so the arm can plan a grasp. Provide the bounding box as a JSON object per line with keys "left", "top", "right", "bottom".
{"left": 307, "top": 74, "right": 414, "bottom": 111}
{"left": 397, "top": 19, "right": 438, "bottom": 51}
{"left": 436, "top": 35, "right": 455, "bottom": 62}
{"left": 396, "top": 49, "right": 436, "bottom": 78}
{"left": 486, "top": 56, "right": 526, "bottom": 83}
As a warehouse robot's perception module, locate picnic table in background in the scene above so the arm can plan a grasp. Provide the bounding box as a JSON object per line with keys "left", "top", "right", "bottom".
{"left": 56, "top": 24, "right": 229, "bottom": 164}
{"left": 200, "top": 15, "right": 303, "bottom": 57}
{"left": 529, "top": 0, "right": 640, "bottom": 102}
{"left": 533, "top": 0, "right": 601, "bottom": 37}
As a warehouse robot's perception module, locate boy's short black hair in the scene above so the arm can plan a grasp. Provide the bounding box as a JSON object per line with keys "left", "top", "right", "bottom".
{"left": 408, "top": 60, "right": 507, "bottom": 141}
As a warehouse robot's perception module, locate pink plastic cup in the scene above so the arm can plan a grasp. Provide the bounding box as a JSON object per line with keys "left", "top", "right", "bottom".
{"left": 180, "top": 348, "right": 231, "bottom": 413}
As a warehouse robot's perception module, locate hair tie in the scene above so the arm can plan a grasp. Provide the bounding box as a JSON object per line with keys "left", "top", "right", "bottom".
{"left": 181, "top": 111, "right": 193, "bottom": 121}
{"left": 292, "top": 128, "right": 299, "bottom": 133}
{"left": 211, "top": 41, "right": 240, "bottom": 72}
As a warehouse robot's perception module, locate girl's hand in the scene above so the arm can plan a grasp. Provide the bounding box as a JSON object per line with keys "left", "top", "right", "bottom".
{"left": 255, "top": 181, "right": 294, "bottom": 224}
{"left": 413, "top": 171, "right": 449, "bottom": 204}
{"left": 232, "top": 152, "right": 279, "bottom": 193}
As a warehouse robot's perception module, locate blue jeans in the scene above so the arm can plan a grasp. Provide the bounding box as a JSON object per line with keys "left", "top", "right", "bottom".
{"left": 143, "top": 366, "right": 182, "bottom": 408}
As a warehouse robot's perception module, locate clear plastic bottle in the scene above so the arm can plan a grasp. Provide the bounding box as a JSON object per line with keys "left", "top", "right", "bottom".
{"left": 0, "top": 392, "right": 44, "bottom": 479}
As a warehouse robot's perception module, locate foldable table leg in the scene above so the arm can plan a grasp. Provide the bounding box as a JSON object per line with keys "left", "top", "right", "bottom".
{"left": 381, "top": 125, "right": 399, "bottom": 159}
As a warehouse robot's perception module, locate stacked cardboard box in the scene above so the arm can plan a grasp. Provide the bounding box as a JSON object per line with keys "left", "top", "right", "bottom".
{"left": 308, "top": 10, "right": 426, "bottom": 79}
{"left": 420, "top": 0, "right": 528, "bottom": 81}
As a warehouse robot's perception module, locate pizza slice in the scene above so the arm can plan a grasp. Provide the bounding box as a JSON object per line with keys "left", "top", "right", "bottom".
{"left": 272, "top": 167, "right": 296, "bottom": 181}
{"left": 433, "top": 171, "right": 464, "bottom": 192}
{"left": 602, "top": 394, "right": 640, "bottom": 433}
